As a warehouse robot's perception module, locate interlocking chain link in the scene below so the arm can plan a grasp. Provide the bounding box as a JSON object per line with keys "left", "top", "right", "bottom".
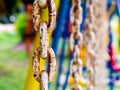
{"left": 33, "top": 0, "right": 56, "bottom": 32}
{"left": 32, "top": 0, "right": 56, "bottom": 90}
{"left": 69, "top": 0, "right": 83, "bottom": 90}
{"left": 84, "top": 0, "right": 108, "bottom": 90}
{"left": 83, "top": 0, "right": 96, "bottom": 89}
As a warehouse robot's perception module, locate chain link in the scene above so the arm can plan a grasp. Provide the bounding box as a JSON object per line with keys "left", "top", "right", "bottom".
{"left": 33, "top": 0, "right": 56, "bottom": 32}
{"left": 32, "top": 0, "right": 56, "bottom": 89}
{"left": 83, "top": 0, "right": 108, "bottom": 90}
{"left": 83, "top": 0, "right": 98, "bottom": 89}
{"left": 69, "top": 0, "right": 83, "bottom": 90}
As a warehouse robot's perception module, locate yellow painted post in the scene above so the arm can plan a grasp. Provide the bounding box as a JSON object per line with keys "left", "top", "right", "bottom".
{"left": 24, "top": 1, "right": 60, "bottom": 90}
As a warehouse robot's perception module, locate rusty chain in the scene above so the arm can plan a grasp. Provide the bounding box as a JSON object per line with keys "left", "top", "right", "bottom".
{"left": 32, "top": 0, "right": 56, "bottom": 90}
{"left": 83, "top": 0, "right": 96, "bottom": 89}
{"left": 69, "top": 0, "right": 83, "bottom": 90}
{"left": 83, "top": 0, "right": 108, "bottom": 90}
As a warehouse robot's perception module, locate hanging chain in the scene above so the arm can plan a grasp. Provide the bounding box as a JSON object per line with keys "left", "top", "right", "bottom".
{"left": 69, "top": 0, "right": 83, "bottom": 90}
{"left": 83, "top": 0, "right": 96, "bottom": 89}
{"left": 84, "top": 0, "right": 108, "bottom": 90}
{"left": 32, "top": 0, "right": 56, "bottom": 90}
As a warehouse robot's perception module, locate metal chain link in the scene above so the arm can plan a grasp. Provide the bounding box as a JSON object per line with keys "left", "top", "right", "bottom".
{"left": 69, "top": 0, "right": 83, "bottom": 90}
{"left": 32, "top": 0, "right": 56, "bottom": 90}
{"left": 83, "top": 0, "right": 96, "bottom": 89}
{"left": 84, "top": 0, "right": 108, "bottom": 90}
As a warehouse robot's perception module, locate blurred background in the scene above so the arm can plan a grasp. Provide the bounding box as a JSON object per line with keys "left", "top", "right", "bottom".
{"left": 0, "top": 0, "right": 120, "bottom": 90}
{"left": 0, "top": 0, "right": 35, "bottom": 90}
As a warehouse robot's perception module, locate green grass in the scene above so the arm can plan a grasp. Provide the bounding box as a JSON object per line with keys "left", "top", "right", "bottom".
{"left": 0, "top": 31, "right": 28, "bottom": 90}
{"left": 0, "top": 32, "right": 20, "bottom": 50}
{"left": 0, "top": 32, "right": 28, "bottom": 61}
{"left": 0, "top": 63, "right": 27, "bottom": 90}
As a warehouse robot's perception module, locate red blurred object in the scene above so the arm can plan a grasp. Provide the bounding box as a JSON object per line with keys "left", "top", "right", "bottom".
{"left": 69, "top": 23, "right": 73, "bottom": 36}
{"left": 25, "top": 4, "right": 35, "bottom": 56}
{"left": 110, "top": 44, "right": 120, "bottom": 72}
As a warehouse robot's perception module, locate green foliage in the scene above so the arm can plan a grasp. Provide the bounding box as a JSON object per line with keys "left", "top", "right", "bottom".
{"left": 0, "top": 32, "right": 28, "bottom": 61}
{"left": 0, "top": 61, "right": 27, "bottom": 90}
{"left": 15, "top": 13, "right": 27, "bottom": 40}
{"left": 0, "top": 32, "right": 28, "bottom": 90}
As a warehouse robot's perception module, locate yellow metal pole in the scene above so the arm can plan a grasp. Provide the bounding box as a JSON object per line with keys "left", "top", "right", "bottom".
{"left": 24, "top": 1, "right": 60, "bottom": 90}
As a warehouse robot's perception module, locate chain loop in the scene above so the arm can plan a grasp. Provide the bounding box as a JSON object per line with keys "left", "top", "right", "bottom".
{"left": 70, "top": 0, "right": 82, "bottom": 31}
{"left": 83, "top": 0, "right": 97, "bottom": 89}
{"left": 33, "top": 47, "right": 56, "bottom": 82}
{"left": 32, "top": 0, "right": 56, "bottom": 89}
{"left": 83, "top": 28, "right": 95, "bottom": 48}
{"left": 69, "top": 0, "right": 83, "bottom": 90}
{"left": 39, "top": 21, "right": 48, "bottom": 58}
{"left": 70, "top": 32, "right": 82, "bottom": 52}
{"left": 33, "top": 0, "right": 56, "bottom": 31}
{"left": 33, "top": 0, "right": 40, "bottom": 31}
{"left": 83, "top": 0, "right": 108, "bottom": 89}
{"left": 40, "top": 71, "right": 48, "bottom": 90}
